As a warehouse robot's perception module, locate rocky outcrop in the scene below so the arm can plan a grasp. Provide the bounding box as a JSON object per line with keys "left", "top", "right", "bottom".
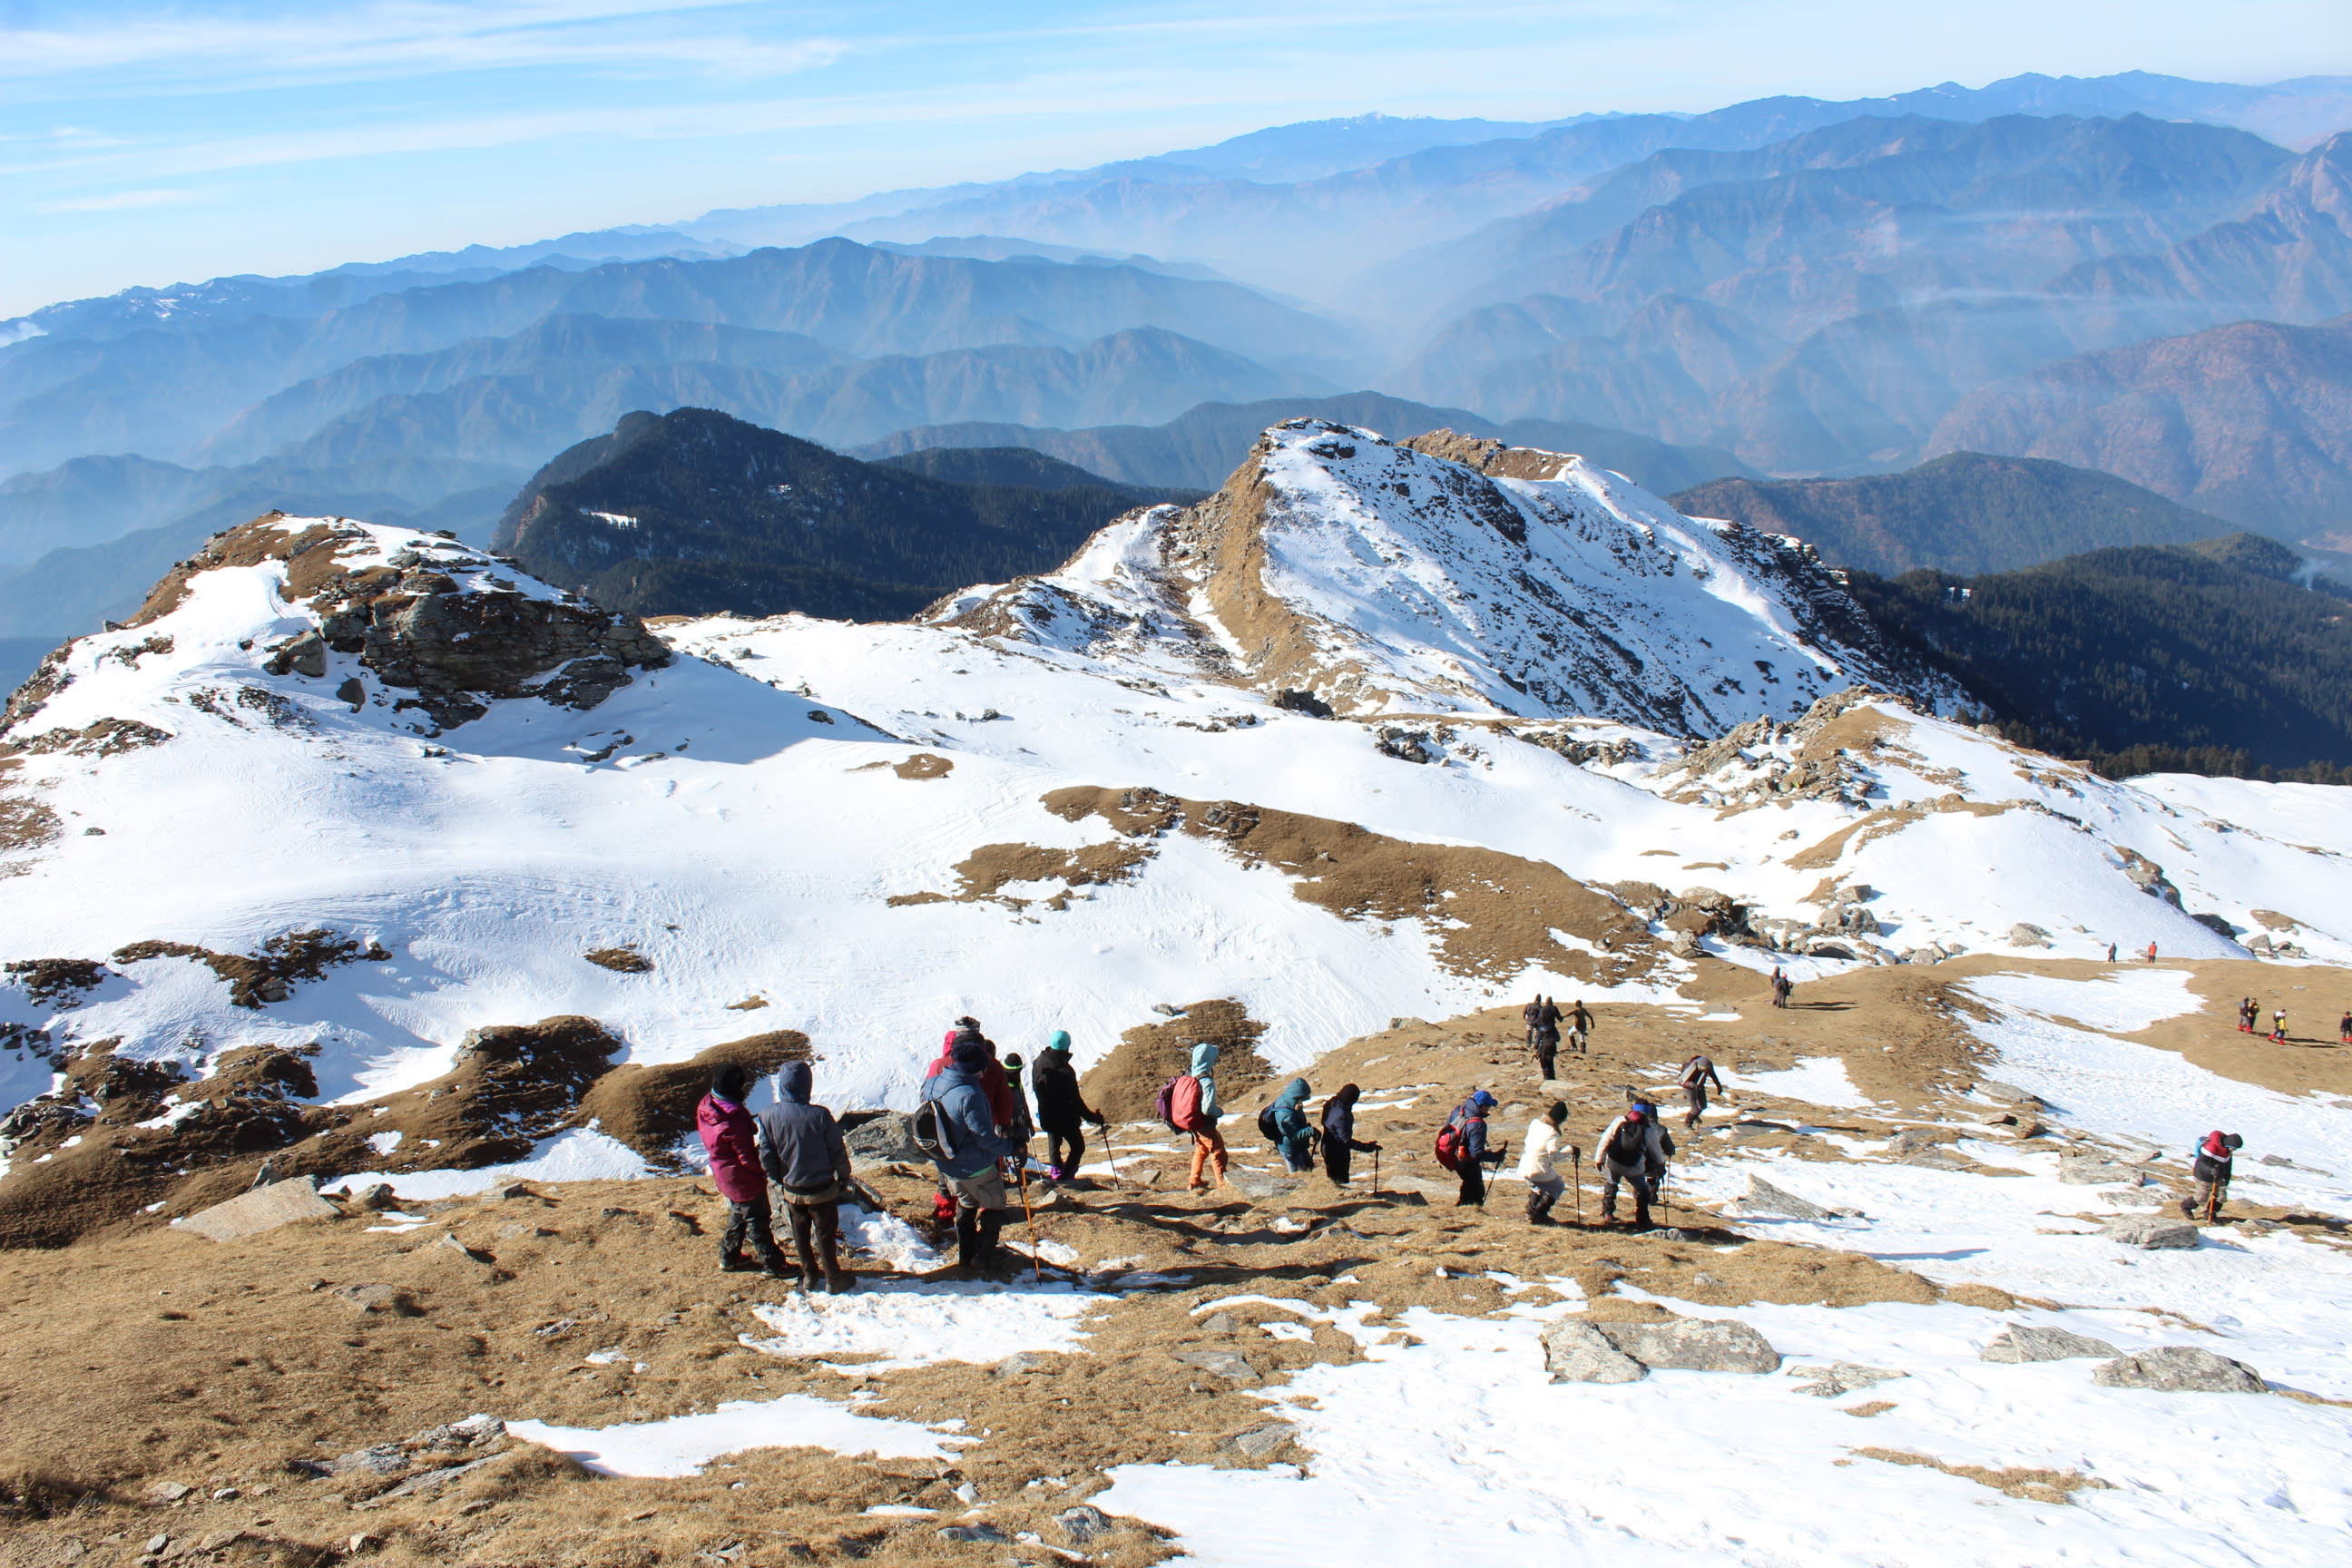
{"left": 1981, "top": 1326, "right": 2121, "bottom": 1363}
{"left": 113, "top": 515, "right": 672, "bottom": 733}
{"left": 2102, "top": 1214, "right": 2200, "bottom": 1250}
{"left": 2092, "top": 1347, "right": 2268, "bottom": 1393}
{"left": 1543, "top": 1314, "right": 1781, "bottom": 1380}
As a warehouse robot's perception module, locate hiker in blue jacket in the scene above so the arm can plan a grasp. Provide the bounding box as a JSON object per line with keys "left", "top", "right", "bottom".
{"left": 1449, "top": 1090, "right": 1507, "bottom": 1208}
{"left": 755, "top": 1061, "right": 855, "bottom": 1293}
{"left": 920, "top": 1038, "right": 1016, "bottom": 1274}
{"left": 1269, "top": 1078, "right": 1316, "bottom": 1172}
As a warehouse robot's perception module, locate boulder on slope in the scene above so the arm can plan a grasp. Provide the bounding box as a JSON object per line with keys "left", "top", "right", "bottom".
{"left": 1542, "top": 1318, "right": 1647, "bottom": 1383}
{"left": 177, "top": 1176, "right": 341, "bottom": 1242}
{"left": 1596, "top": 1318, "right": 1782, "bottom": 1374}
{"left": 2092, "top": 1347, "right": 2267, "bottom": 1393}
{"left": 2102, "top": 1215, "right": 2199, "bottom": 1250}
{"left": 1981, "top": 1325, "right": 2121, "bottom": 1363}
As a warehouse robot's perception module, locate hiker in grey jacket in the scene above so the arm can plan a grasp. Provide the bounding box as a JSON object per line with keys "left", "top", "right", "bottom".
{"left": 756, "top": 1061, "right": 855, "bottom": 1293}
{"left": 1592, "top": 1102, "right": 1674, "bottom": 1229}
{"left": 921, "top": 1039, "right": 1016, "bottom": 1272}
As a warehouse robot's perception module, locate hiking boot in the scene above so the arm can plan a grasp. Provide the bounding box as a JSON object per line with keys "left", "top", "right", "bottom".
{"left": 1045, "top": 1164, "right": 1068, "bottom": 1182}
{"left": 825, "top": 1270, "right": 857, "bottom": 1294}
{"left": 719, "top": 1254, "right": 754, "bottom": 1273}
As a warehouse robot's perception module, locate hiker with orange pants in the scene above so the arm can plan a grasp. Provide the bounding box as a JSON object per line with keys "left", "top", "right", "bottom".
{"left": 1180, "top": 1041, "right": 1230, "bottom": 1191}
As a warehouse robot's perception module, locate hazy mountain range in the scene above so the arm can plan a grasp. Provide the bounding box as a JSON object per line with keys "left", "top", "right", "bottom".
{"left": 5, "top": 67, "right": 2352, "bottom": 671}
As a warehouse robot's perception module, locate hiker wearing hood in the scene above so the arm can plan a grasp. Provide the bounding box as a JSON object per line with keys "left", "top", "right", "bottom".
{"left": 1517, "top": 1102, "right": 1570, "bottom": 1225}
{"left": 1269, "top": 1078, "right": 1317, "bottom": 1172}
{"left": 2184, "top": 1131, "right": 2242, "bottom": 1220}
{"left": 1319, "top": 1083, "right": 1380, "bottom": 1185}
{"left": 698, "top": 1064, "right": 789, "bottom": 1276}
{"left": 1593, "top": 1102, "right": 1674, "bottom": 1229}
{"left": 928, "top": 1016, "right": 1018, "bottom": 1130}
{"left": 1183, "top": 1041, "right": 1230, "bottom": 1191}
{"left": 1031, "top": 1031, "right": 1107, "bottom": 1181}
{"left": 754, "top": 1062, "right": 854, "bottom": 1292}
{"left": 920, "top": 1038, "right": 1017, "bottom": 1272}
{"left": 1447, "top": 1090, "right": 1507, "bottom": 1208}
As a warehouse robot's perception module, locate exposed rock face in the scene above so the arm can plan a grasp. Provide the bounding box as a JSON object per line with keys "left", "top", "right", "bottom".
{"left": 1740, "top": 1174, "right": 1844, "bottom": 1221}
{"left": 1542, "top": 1318, "right": 1648, "bottom": 1383}
{"left": 1595, "top": 1318, "right": 1783, "bottom": 1374}
{"left": 2092, "top": 1346, "right": 2268, "bottom": 1393}
{"left": 176, "top": 1175, "right": 341, "bottom": 1242}
{"left": 2102, "top": 1214, "right": 2200, "bottom": 1250}
{"left": 1981, "top": 1326, "right": 2122, "bottom": 1363}
{"left": 2061, "top": 1153, "right": 2140, "bottom": 1185}
{"left": 91, "top": 514, "right": 672, "bottom": 733}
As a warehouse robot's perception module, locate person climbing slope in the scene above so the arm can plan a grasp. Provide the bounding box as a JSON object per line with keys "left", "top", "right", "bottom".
{"left": 1567, "top": 998, "right": 1593, "bottom": 1054}
{"left": 2239, "top": 997, "right": 2258, "bottom": 1034}
{"left": 2182, "top": 1130, "right": 2241, "bottom": 1220}
{"left": 2271, "top": 1009, "right": 2288, "bottom": 1043}
{"left": 1182, "top": 1041, "right": 1230, "bottom": 1192}
{"left": 1517, "top": 1101, "right": 1571, "bottom": 1225}
{"left": 1318, "top": 1083, "right": 1380, "bottom": 1186}
{"left": 698, "top": 1063, "right": 789, "bottom": 1277}
{"left": 1677, "top": 1052, "right": 1727, "bottom": 1129}
{"left": 1592, "top": 1100, "right": 1675, "bottom": 1230}
{"left": 1267, "top": 1078, "right": 1318, "bottom": 1172}
{"left": 1029, "top": 1032, "right": 1107, "bottom": 1183}
{"left": 1444, "top": 1090, "right": 1507, "bottom": 1208}
{"left": 918, "top": 1039, "right": 1017, "bottom": 1274}
{"left": 2339, "top": 1009, "right": 2351, "bottom": 1045}
{"left": 1530, "top": 998, "right": 1563, "bottom": 1080}
{"left": 755, "top": 1061, "right": 855, "bottom": 1292}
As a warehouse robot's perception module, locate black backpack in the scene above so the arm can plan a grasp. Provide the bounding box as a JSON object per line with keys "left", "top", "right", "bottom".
{"left": 1256, "top": 1103, "right": 1282, "bottom": 1142}
{"left": 910, "top": 1098, "right": 958, "bottom": 1162}
{"left": 1607, "top": 1117, "right": 1649, "bottom": 1166}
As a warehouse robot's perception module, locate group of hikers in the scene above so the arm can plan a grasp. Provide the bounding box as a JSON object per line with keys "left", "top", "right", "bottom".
{"left": 1518, "top": 995, "right": 1592, "bottom": 1078}
{"left": 2235, "top": 997, "right": 2352, "bottom": 1044}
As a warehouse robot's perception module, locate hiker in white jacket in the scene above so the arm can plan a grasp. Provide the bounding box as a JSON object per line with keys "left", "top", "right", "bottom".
{"left": 1517, "top": 1102, "right": 1571, "bottom": 1225}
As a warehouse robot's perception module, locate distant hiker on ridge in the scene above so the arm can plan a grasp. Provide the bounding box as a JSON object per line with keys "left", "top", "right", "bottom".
{"left": 1516, "top": 1101, "right": 1571, "bottom": 1225}
{"left": 2107, "top": 943, "right": 2118, "bottom": 963}
{"left": 2339, "top": 1009, "right": 2350, "bottom": 1045}
{"left": 1593, "top": 1099, "right": 1674, "bottom": 1230}
{"left": 917, "top": 1038, "right": 1017, "bottom": 1274}
{"left": 698, "top": 1063, "right": 789, "bottom": 1277}
{"left": 2239, "top": 997, "right": 2259, "bottom": 1034}
{"left": 1318, "top": 1083, "right": 1380, "bottom": 1187}
{"left": 1266, "top": 1078, "right": 1318, "bottom": 1172}
{"left": 2183, "top": 1130, "right": 2241, "bottom": 1221}
{"left": 1030, "top": 1032, "right": 1107, "bottom": 1184}
{"left": 2146, "top": 941, "right": 2159, "bottom": 963}
{"left": 1441, "top": 1090, "right": 1506, "bottom": 1208}
{"left": 755, "top": 1061, "right": 855, "bottom": 1292}
{"left": 2270, "top": 1009, "right": 2288, "bottom": 1043}
{"left": 1529, "top": 995, "right": 1563, "bottom": 1079}
{"left": 1676, "top": 1052, "right": 1726, "bottom": 1130}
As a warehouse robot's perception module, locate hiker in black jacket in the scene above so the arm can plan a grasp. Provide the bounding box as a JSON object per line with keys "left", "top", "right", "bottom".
{"left": 1030, "top": 1031, "right": 1107, "bottom": 1182}
{"left": 1677, "top": 1053, "right": 1726, "bottom": 1129}
{"left": 1447, "top": 1090, "right": 1506, "bottom": 1207}
{"left": 1529, "top": 995, "right": 1563, "bottom": 1080}
{"left": 755, "top": 1062, "right": 855, "bottom": 1292}
{"left": 1318, "top": 1083, "right": 1381, "bottom": 1186}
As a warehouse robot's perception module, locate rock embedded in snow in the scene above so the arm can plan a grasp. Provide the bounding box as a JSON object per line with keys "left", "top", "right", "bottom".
{"left": 1740, "top": 1174, "right": 1852, "bottom": 1220}
{"left": 1054, "top": 1505, "right": 1112, "bottom": 1545}
{"left": 2092, "top": 1347, "right": 2268, "bottom": 1393}
{"left": 1541, "top": 1318, "right": 1647, "bottom": 1384}
{"left": 1596, "top": 1318, "right": 1783, "bottom": 1375}
{"left": 2061, "top": 1153, "right": 2139, "bottom": 1185}
{"left": 1981, "top": 1326, "right": 2122, "bottom": 1363}
{"left": 2102, "top": 1214, "right": 2200, "bottom": 1250}
{"left": 1790, "top": 1363, "right": 1905, "bottom": 1396}
{"left": 1975, "top": 1081, "right": 2044, "bottom": 1110}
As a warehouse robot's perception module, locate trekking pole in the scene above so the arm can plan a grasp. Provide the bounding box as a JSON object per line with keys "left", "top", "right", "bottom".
{"left": 1369, "top": 1146, "right": 1380, "bottom": 1200}
{"left": 1569, "top": 1144, "right": 1582, "bottom": 1226}
{"left": 1013, "top": 1159, "right": 1042, "bottom": 1283}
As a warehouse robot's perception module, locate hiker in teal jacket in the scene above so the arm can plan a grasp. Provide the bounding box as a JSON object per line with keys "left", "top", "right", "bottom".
{"left": 1185, "top": 1041, "right": 1230, "bottom": 1191}
{"left": 1269, "top": 1077, "right": 1316, "bottom": 1171}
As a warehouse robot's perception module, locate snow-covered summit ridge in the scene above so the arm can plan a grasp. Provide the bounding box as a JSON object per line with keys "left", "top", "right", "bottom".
{"left": 935, "top": 418, "right": 1963, "bottom": 733}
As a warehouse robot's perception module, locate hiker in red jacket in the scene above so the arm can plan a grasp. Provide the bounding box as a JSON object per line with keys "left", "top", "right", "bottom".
{"left": 927, "top": 1016, "right": 1018, "bottom": 1130}
{"left": 698, "top": 1063, "right": 788, "bottom": 1276}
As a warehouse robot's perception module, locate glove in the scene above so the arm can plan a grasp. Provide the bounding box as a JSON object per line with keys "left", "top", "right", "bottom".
{"left": 1363, "top": 1141, "right": 1383, "bottom": 1152}
{"left": 1088, "top": 1111, "right": 1109, "bottom": 1129}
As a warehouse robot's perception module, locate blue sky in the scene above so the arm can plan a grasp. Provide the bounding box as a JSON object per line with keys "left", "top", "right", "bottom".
{"left": 2, "top": 0, "right": 2345, "bottom": 317}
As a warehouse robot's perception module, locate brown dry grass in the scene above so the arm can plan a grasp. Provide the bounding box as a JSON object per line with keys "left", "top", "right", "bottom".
{"left": 1852, "top": 1446, "right": 2112, "bottom": 1504}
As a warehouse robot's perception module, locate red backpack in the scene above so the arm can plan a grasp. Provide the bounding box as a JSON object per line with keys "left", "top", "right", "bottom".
{"left": 1157, "top": 1073, "right": 1203, "bottom": 1133}
{"left": 1434, "top": 1115, "right": 1466, "bottom": 1171}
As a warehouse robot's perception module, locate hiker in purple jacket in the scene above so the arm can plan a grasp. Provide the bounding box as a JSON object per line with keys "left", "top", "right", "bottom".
{"left": 698, "top": 1063, "right": 788, "bottom": 1276}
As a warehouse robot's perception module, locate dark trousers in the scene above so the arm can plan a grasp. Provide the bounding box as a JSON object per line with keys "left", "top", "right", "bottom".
{"left": 1600, "top": 1160, "right": 1656, "bottom": 1222}
{"left": 1043, "top": 1121, "right": 1086, "bottom": 1172}
{"left": 1533, "top": 1030, "right": 1558, "bottom": 1079}
{"left": 721, "top": 1196, "right": 785, "bottom": 1267}
{"left": 784, "top": 1200, "right": 841, "bottom": 1280}
{"left": 1323, "top": 1142, "right": 1353, "bottom": 1184}
{"left": 1457, "top": 1160, "right": 1487, "bottom": 1207}
{"left": 1683, "top": 1085, "right": 1708, "bottom": 1128}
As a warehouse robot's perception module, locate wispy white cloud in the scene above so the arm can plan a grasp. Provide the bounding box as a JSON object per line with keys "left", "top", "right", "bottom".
{"left": 0, "top": 1, "right": 847, "bottom": 92}
{"left": 29, "top": 187, "right": 206, "bottom": 212}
